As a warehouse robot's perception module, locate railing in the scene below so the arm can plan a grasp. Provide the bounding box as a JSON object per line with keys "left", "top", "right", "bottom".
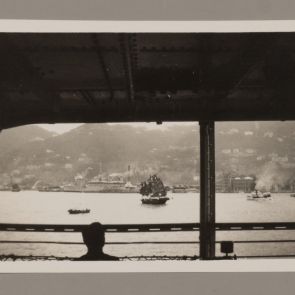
{"left": 0, "top": 222, "right": 295, "bottom": 260}
{"left": 0, "top": 222, "right": 199, "bottom": 232}
{"left": 2, "top": 221, "right": 295, "bottom": 232}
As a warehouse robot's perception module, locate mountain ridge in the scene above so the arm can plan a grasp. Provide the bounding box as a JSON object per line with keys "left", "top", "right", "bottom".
{"left": 1, "top": 122, "right": 295, "bottom": 188}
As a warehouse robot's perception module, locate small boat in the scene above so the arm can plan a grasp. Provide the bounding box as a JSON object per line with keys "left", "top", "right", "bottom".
{"left": 247, "top": 190, "right": 271, "bottom": 200}
{"left": 39, "top": 186, "right": 63, "bottom": 192}
{"left": 68, "top": 209, "right": 90, "bottom": 214}
{"left": 172, "top": 185, "right": 187, "bottom": 193}
{"left": 140, "top": 175, "right": 169, "bottom": 205}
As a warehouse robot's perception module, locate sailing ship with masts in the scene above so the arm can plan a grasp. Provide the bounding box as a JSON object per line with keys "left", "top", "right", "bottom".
{"left": 140, "top": 175, "right": 169, "bottom": 204}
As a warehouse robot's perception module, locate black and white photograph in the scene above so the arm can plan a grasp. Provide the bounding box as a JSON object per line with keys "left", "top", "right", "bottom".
{"left": 1, "top": 30, "right": 295, "bottom": 265}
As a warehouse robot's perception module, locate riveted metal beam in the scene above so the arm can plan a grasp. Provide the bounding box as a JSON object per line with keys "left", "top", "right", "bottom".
{"left": 0, "top": 35, "right": 61, "bottom": 116}
{"left": 119, "top": 34, "right": 135, "bottom": 101}
{"left": 92, "top": 34, "right": 114, "bottom": 100}
{"left": 79, "top": 90, "right": 96, "bottom": 105}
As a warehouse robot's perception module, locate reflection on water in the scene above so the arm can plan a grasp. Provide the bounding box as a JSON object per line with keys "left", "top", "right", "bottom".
{"left": 0, "top": 191, "right": 294, "bottom": 258}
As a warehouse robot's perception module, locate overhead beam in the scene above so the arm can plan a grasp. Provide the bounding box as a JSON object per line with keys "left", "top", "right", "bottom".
{"left": 92, "top": 34, "right": 114, "bottom": 100}
{"left": 0, "top": 92, "right": 9, "bottom": 131}
{"left": 208, "top": 35, "right": 273, "bottom": 93}
{"left": 0, "top": 35, "right": 61, "bottom": 116}
{"left": 79, "top": 90, "right": 96, "bottom": 105}
{"left": 231, "top": 61, "right": 263, "bottom": 91}
{"left": 3, "top": 89, "right": 295, "bottom": 129}
{"left": 119, "top": 34, "right": 135, "bottom": 101}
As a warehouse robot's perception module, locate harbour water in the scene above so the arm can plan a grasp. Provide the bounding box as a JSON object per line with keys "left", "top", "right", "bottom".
{"left": 0, "top": 192, "right": 294, "bottom": 259}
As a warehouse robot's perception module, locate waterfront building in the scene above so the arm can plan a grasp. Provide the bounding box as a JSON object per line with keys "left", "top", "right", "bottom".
{"left": 230, "top": 176, "right": 255, "bottom": 193}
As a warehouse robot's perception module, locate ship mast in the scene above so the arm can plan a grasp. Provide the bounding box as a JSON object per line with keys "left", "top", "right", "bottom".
{"left": 127, "top": 165, "right": 131, "bottom": 182}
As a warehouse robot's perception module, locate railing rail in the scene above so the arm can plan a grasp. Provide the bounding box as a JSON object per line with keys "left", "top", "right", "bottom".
{"left": 0, "top": 222, "right": 295, "bottom": 232}
{"left": 215, "top": 222, "right": 295, "bottom": 231}
{"left": 1, "top": 240, "right": 295, "bottom": 245}
{"left": 0, "top": 222, "right": 198, "bottom": 232}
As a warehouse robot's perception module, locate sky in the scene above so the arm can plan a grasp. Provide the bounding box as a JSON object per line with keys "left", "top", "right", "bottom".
{"left": 38, "top": 123, "right": 83, "bottom": 134}
{"left": 38, "top": 122, "right": 196, "bottom": 134}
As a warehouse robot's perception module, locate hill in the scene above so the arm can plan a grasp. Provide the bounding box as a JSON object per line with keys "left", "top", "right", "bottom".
{"left": 1, "top": 121, "right": 295, "bottom": 188}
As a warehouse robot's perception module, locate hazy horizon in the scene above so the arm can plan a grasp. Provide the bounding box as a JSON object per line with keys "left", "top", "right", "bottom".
{"left": 38, "top": 122, "right": 196, "bottom": 134}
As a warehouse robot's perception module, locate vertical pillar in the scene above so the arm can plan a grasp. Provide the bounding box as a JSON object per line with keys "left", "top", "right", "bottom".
{"left": 199, "top": 121, "right": 216, "bottom": 260}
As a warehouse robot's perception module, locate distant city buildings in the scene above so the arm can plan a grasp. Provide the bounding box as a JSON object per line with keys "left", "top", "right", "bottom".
{"left": 172, "top": 174, "right": 256, "bottom": 193}
{"left": 230, "top": 176, "right": 256, "bottom": 193}
{"left": 216, "top": 175, "right": 256, "bottom": 193}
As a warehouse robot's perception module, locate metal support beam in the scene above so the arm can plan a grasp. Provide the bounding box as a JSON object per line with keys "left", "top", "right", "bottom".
{"left": 199, "top": 121, "right": 216, "bottom": 260}
{"left": 119, "top": 34, "right": 135, "bottom": 101}
{"left": 0, "top": 35, "right": 61, "bottom": 115}
{"left": 80, "top": 90, "right": 96, "bottom": 105}
{"left": 92, "top": 34, "right": 114, "bottom": 100}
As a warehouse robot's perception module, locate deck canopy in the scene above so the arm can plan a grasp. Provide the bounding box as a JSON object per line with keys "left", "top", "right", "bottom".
{"left": 1, "top": 32, "right": 295, "bottom": 129}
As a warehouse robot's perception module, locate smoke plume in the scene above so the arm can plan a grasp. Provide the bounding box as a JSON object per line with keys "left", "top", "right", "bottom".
{"left": 255, "top": 162, "right": 294, "bottom": 191}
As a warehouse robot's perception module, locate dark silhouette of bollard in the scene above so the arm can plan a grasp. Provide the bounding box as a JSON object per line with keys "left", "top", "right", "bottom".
{"left": 220, "top": 241, "right": 237, "bottom": 260}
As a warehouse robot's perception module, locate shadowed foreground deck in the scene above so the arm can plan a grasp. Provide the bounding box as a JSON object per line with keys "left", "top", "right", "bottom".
{"left": 0, "top": 222, "right": 295, "bottom": 260}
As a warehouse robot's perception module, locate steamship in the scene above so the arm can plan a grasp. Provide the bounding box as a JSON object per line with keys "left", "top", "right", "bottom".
{"left": 63, "top": 174, "right": 139, "bottom": 193}
{"left": 84, "top": 175, "right": 138, "bottom": 193}
{"left": 247, "top": 190, "right": 271, "bottom": 200}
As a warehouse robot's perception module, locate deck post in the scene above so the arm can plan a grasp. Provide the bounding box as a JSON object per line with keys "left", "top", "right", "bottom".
{"left": 199, "top": 121, "right": 216, "bottom": 259}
